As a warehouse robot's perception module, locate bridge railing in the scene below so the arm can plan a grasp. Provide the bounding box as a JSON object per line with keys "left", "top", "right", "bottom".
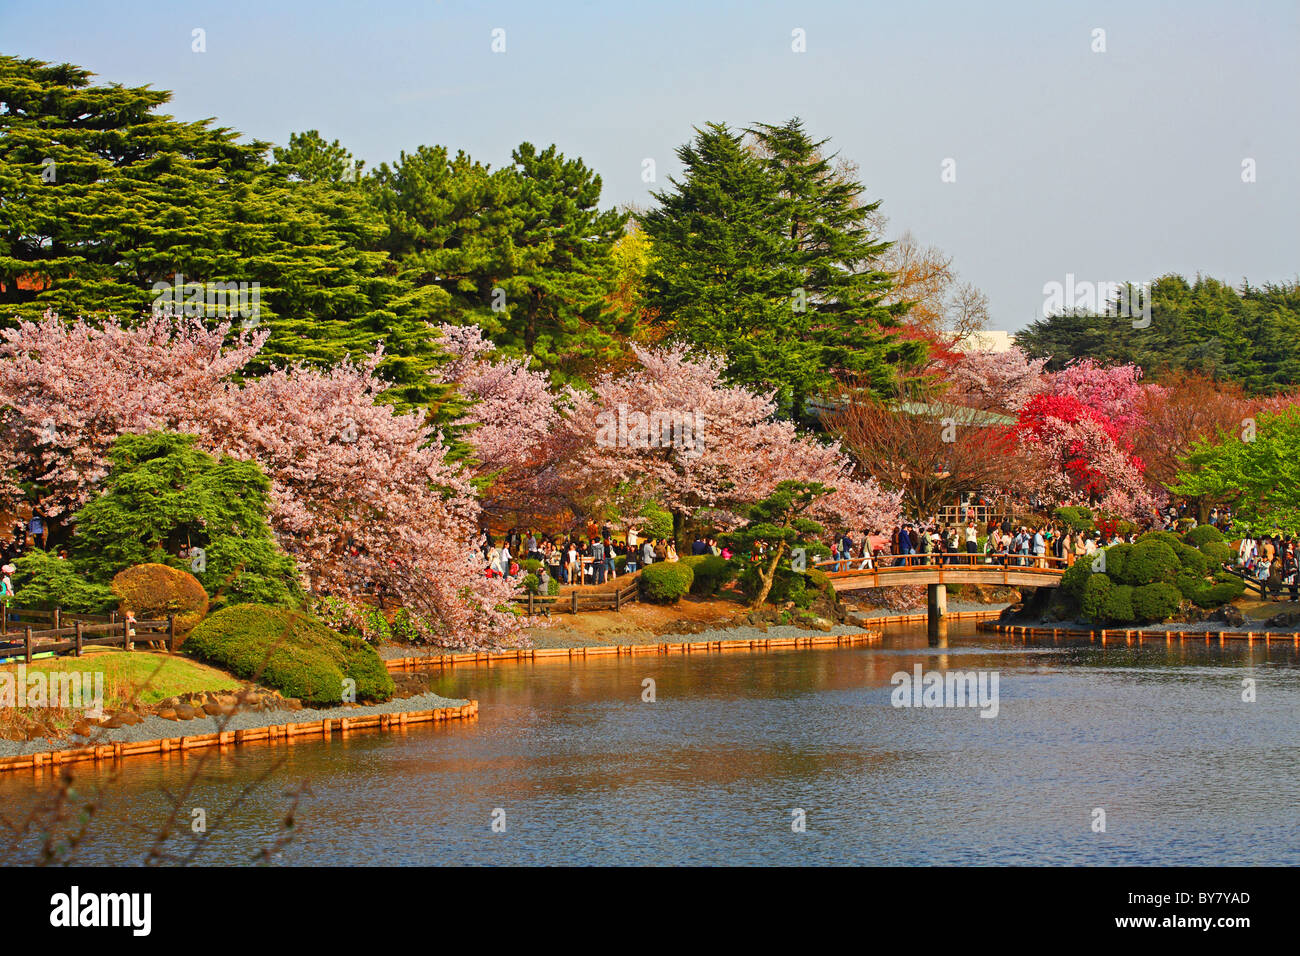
{"left": 813, "top": 553, "right": 1069, "bottom": 574}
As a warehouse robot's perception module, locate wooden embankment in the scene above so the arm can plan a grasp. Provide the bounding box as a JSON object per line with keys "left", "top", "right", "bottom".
{"left": 0, "top": 701, "right": 479, "bottom": 775}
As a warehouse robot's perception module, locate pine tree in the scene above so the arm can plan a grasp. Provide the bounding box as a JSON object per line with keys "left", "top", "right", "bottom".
{"left": 640, "top": 119, "right": 924, "bottom": 417}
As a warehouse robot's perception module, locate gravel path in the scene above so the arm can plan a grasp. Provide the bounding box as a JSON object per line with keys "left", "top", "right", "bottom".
{"left": 0, "top": 690, "right": 468, "bottom": 759}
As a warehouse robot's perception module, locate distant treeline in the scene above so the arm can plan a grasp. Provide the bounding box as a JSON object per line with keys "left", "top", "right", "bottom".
{"left": 1017, "top": 275, "right": 1300, "bottom": 392}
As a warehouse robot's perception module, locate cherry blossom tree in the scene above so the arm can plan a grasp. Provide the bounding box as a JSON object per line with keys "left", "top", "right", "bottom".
{"left": 0, "top": 312, "right": 529, "bottom": 650}
{"left": 944, "top": 346, "right": 1046, "bottom": 413}
{"left": 560, "top": 345, "right": 901, "bottom": 535}
{"left": 0, "top": 312, "right": 266, "bottom": 528}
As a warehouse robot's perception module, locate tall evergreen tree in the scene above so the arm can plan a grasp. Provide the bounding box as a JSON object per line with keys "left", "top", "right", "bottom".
{"left": 640, "top": 119, "right": 923, "bottom": 417}
{"left": 0, "top": 58, "right": 450, "bottom": 411}
{"left": 370, "top": 142, "right": 628, "bottom": 385}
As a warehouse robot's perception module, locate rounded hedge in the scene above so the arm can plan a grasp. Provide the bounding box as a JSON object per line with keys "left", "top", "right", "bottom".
{"left": 1054, "top": 506, "right": 1095, "bottom": 532}
{"left": 1173, "top": 542, "right": 1209, "bottom": 576}
{"left": 1192, "top": 578, "right": 1245, "bottom": 608}
{"left": 1123, "top": 540, "right": 1180, "bottom": 586}
{"left": 680, "top": 554, "right": 734, "bottom": 596}
{"left": 640, "top": 562, "right": 694, "bottom": 603}
{"left": 1132, "top": 582, "right": 1181, "bottom": 622}
{"left": 1059, "top": 559, "right": 1093, "bottom": 603}
{"left": 185, "top": 604, "right": 394, "bottom": 705}
{"left": 1081, "top": 573, "right": 1114, "bottom": 621}
{"left": 112, "top": 563, "right": 209, "bottom": 636}
{"left": 1198, "top": 540, "right": 1233, "bottom": 567}
{"left": 1100, "top": 584, "right": 1136, "bottom": 624}
{"left": 1184, "top": 525, "right": 1225, "bottom": 547}
{"left": 1096, "top": 543, "right": 1131, "bottom": 581}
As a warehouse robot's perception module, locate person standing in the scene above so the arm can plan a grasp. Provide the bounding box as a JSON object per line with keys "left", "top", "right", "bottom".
{"left": 591, "top": 536, "right": 606, "bottom": 585}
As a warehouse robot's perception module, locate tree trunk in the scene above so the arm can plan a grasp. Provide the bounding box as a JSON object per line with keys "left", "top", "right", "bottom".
{"left": 750, "top": 543, "right": 788, "bottom": 609}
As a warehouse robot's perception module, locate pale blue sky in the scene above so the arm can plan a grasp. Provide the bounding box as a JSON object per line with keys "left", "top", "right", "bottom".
{"left": 3, "top": 0, "right": 1296, "bottom": 331}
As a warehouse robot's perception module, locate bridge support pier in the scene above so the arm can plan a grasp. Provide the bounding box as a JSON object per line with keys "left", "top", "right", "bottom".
{"left": 927, "top": 583, "right": 947, "bottom": 622}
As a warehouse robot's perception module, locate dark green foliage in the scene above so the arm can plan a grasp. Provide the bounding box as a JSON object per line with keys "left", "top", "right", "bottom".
{"left": 680, "top": 554, "right": 735, "bottom": 596}
{"left": 1199, "top": 540, "right": 1233, "bottom": 566}
{"left": 185, "top": 604, "right": 394, "bottom": 705}
{"left": 1173, "top": 542, "right": 1208, "bottom": 576}
{"left": 1016, "top": 274, "right": 1300, "bottom": 393}
{"left": 1098, "top": 543, "right": 1131, "bottom": 581}
{"left": 1055, "top": 524, "right": 1245, "bottom": 624}
{"left": 70, "top": 432, "right": 300, "bottom": 608}
{"left": 1184, "top": 525, "right": 1225, "bottom": 547}
{"left": 1059, "top": 558, "right": 1093, "bottom": 603}
{"left": 1174, "top": 571, "right": 1207, "bottom": 601}
{"left": 1192, "top": 578, "right": 1245, "bottom": 607}
{"left": 639, "top": 562, "right": 694, "bottom": 603}
{"left": 369, "top": 141, "right": 628, "bottom": 385}
{"left": 1122, "top": 540, "right": 1181, "bottom": 586}
{"left": 1132, "top": 583, "right": 1182, "bottom": 623}
{"left": 1054, "top": 506, "right": 1096, "bottom": 533}
{"left": 1100, "top": 584, "right": 1136, "bottom": 624}
{"left": 0, "top": 58, "right": 459, "bottom": 412}
{"left": 522, "top": 573, "right": 541, "bottom": 594}
{"left": 640, "top": 119, "right": 924, "bottom": 416}
{"left": 10, "top": 549, "right": 117, "bottom": 612}
{"left": 1081, "top": 573, "right": 1114, "bottom": 621}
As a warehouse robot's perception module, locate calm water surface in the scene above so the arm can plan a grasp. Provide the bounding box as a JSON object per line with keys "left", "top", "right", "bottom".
{"left": 2, "top": 621, "right": 1297, "bottom": 865}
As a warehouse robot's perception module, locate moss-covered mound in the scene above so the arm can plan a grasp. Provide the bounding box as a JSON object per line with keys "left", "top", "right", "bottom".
{"left": 1051, "top": 527, "right": 1244, "bottom": 625}
{"left": 185, "top": 604, "right": 394, "bottom": 705}
{"left": 112, "top": 563, "right": 209, "bottom": 635}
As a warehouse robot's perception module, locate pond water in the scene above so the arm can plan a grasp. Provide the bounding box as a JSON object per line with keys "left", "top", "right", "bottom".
{"left": 2, "top": 621, "right": 1297, "bottom": 866}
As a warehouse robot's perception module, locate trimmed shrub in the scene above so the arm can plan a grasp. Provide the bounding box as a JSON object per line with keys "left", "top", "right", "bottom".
{"left": 185, "top": 604, "right": 394, "bottom": 705}
{"left": 1054, "top": 506, "right": 1095, "bottom": 532}
{"left": 1174, "top": 571, "right": 1206, "bottom": 601}
{"left": 522, "top": 573, "right": 541, "bottom": 594}
{"left": 1122, "top": 540, "right": 1180, "bottom": 586}
{"left": 1059, "top": 558, "right": 1093, "bottom": 604}
{"left": 1198, "top": 540, "right": 1233, "bottom": 567}
{"left": 520, "top": 559, "right": 543, "bottom": 574}
{"left": 1095, "top": 543, "right": 1131, "bottom": 581}
{"left": 640, "top": 562, "right": 693, "bottom": 603}
{"left": 681, "top": 554, "right": 735, "bottom": 596}
{"left": 112, "top": 563, "right": 209, "bottom": 635}
{"left": 1173, "top": 542, "right": 1208, "bottom": 576}
{"left": 1081, "top": 573, "right": 1114, "bottom": 621}
{"left": 1132, "top": 582, "right": 1181, "bottom": 623}
{"left": 1101, "top": 584, "right": 1135, "bottom": 624}
{"left": 1192, "top": 578, "right": 1245, "bottom": 608}
{"left": 1184, "top": 525, "right": 1225, "bottom": 547}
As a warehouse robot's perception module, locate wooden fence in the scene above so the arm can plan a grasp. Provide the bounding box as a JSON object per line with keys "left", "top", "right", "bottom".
{"left": 517, "top": 579, "right": 640, "bottom": 615}
{"left": 0, "top": 613, "right": 178, "bottom": 663}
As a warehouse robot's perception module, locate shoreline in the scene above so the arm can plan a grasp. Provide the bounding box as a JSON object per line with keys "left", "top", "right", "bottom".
{"left": 0, "top": 689, "right": 471, "bottom": 764}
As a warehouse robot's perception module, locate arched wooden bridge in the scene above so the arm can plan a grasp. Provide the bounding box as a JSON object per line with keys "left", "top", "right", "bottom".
{"left": 815, "top": 554, "right": 1067, "bottom": 621}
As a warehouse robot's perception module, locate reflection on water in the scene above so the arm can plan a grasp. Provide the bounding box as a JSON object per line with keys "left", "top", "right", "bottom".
{"left": 1, "top": 621, "right": 1297, "bottom": 866}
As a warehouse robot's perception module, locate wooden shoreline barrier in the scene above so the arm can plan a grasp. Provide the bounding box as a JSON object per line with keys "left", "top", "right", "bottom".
{"left": 383, "top": 608, "right": 1005, "bottom": 672}
{"left": 978, "top": 620, "right": 1300, "bottom": 644}
{"left": 0, "top": 700, "right": 479, "bottom": 776}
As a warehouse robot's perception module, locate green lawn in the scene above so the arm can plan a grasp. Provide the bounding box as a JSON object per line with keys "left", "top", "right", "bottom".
{"left": 4, "top": 650, "right": 242, "bottom": 706}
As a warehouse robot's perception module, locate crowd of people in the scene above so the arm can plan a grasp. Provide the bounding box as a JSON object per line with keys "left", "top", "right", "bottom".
{"left": 477, "top": 528, "right": 723, "bottom": 589}
{"left": 1235, "top": 534, "right": 1300, "bottom": 601}
{"left": 480, "top": 500, "right": 1292, "bottom": 603}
